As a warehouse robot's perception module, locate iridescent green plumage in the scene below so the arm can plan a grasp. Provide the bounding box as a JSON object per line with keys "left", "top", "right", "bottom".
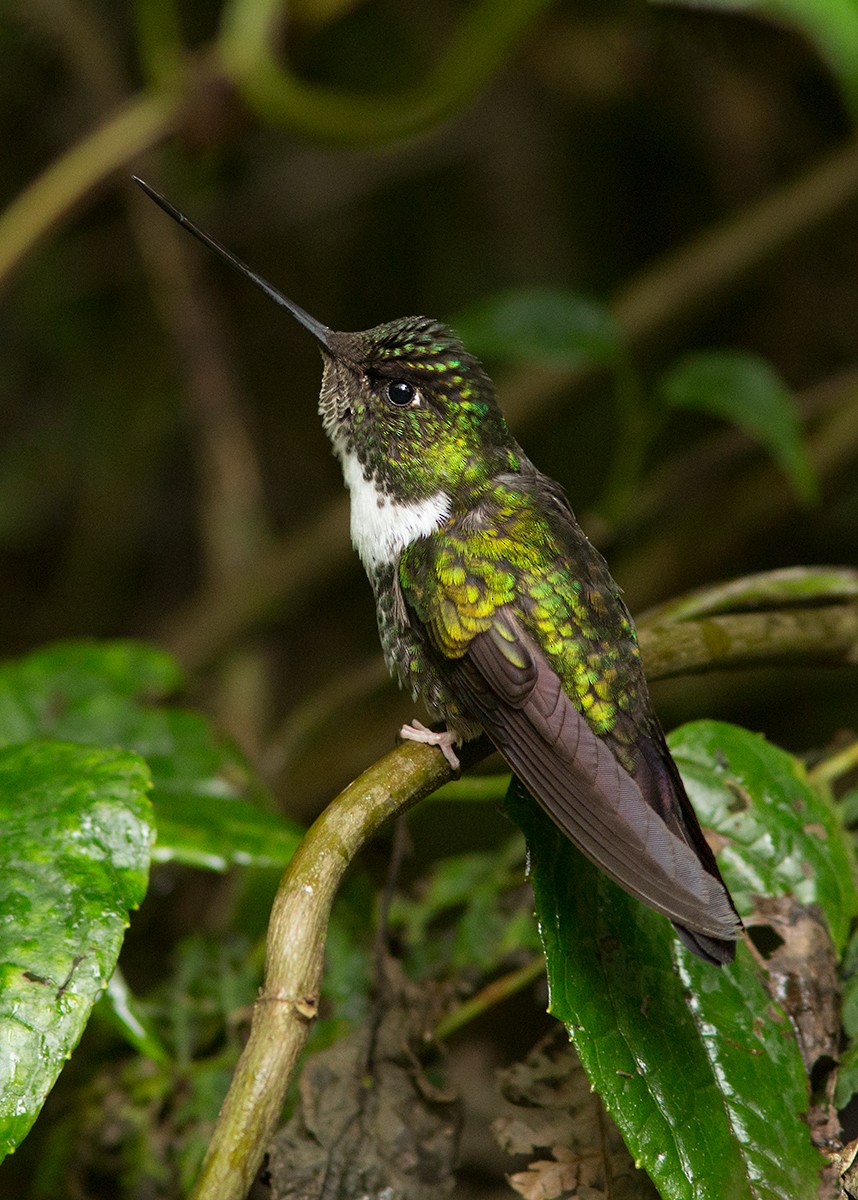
{"left": 137, "top": 178, "right": 742, "bottom": 965}
{"left": 400, "top": 476, "right": 639, "bottom": 739}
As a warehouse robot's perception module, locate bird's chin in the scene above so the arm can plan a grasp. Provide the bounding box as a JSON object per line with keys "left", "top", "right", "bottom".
{"left": 318, "top": 363, "right": 354, "bottom": 444}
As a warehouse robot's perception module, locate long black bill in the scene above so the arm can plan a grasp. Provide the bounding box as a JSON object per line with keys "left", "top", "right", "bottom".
{"left": 132, "top": 177, "right": 335, "bottom": 352}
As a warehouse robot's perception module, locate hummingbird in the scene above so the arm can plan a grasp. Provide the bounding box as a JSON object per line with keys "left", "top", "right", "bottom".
{"left": 135, "top": 178, "right": 742, "bottom": 965}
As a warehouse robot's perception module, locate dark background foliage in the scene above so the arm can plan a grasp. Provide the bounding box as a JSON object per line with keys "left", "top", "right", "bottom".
{"left": 1, "top": 0, "right": 858, "bottom": 1195}
{"left": 3, "top": 3, "right": 856, "bottom": 790}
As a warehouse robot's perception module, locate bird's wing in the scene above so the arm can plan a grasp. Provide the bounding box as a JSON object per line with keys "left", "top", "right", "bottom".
{"left": 444, "top": 606, "right": 739, "bottom": 941}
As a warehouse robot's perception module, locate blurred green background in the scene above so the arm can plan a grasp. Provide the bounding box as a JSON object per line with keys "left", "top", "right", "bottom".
{"left": 1, "top": 0, "right": 857, "bottom": 813}
{"left": 3, "top": 2, "right": 858, "bottom": 1195}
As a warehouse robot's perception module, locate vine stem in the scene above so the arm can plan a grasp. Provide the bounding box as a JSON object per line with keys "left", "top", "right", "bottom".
{"left": 809, "top": 739, "right": 858, "bottom": 789}
{"left": 218, "top": 0, "right": 556, "bottom": 144}
{"left": 0, "top": 0, "right": 553, "bottom": 294}
{"left": 188, "top": 734, "right": 490, "bottom": 1200}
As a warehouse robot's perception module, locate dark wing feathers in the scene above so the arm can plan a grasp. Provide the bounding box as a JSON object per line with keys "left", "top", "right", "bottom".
{"left": 398, "top": 479, "right": 740, "bottom": 961}
{"left": 450, "top": 608, "right": 740, "bottom": 943}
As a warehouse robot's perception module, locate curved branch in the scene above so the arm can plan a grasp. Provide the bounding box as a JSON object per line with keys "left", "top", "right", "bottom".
{"left": 188, "top": 733, "right": 492, "bottom": 1200}
{"left": 638, "top": 566, "right": 858, "bottom": 676}
{"left": 217, "top": 0, "right": 556, "bottom": 144}
{"left": 639, "top": 600, "right": 858, "bottom": 680}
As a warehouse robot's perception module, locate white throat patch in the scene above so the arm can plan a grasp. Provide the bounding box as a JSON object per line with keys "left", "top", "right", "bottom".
{"left": 340, "top": 450, "right": 451, "bottom": 570}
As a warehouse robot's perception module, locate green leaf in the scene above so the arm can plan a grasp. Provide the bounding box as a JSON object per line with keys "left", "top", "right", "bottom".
{"left": 658, "top": 350, "right": 817, "bottom": 502}
{"left": 508, "top": 720, "right": 856, "bottom": 1199}
{"left": 509, "top": 804, "right": 823, "bottom": 1199}
{"left": 391, "top": 836, "right": 540, "bottom": 977}
{"left": 95, "top": 968, "right": 169, "bottom": 1065}
{"left": 0, "top": 740, "right": 153, "bottom": 1161}
{"left": 454, "top": 287, "right": 624, "bottom": 369}
{"left": 0, "top": 639, "right": 181, "bottom": 745}
{"left": 149, "top": 790, "right": 303, "bottom": 871}
{"left": 652, "top": 0, "right": 858, "bottom": 118}
{"left": 835, "top": 926, "right": 858, "bottom": 1106}
{"left": 671, "top": 721, "right": 858, "bottom": 953}
{"left": 835, "top": 1040, "right": 858, "bottom": 1109}
{"left": 0, "top": 640, "right": 303, "bottom": 871}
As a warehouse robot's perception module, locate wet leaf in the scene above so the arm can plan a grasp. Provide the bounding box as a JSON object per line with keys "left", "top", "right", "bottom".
{"left": 0, "top": 740, "right": 153, "bottom": 1161}
{"left": 506, "top": 720, "right": 856, "bottom": 1199}
{"left": 671, "top": 721, "right": 858, "bottom": 952}
{"left": 0, "top": 640, "right": 303, "bottom": 871}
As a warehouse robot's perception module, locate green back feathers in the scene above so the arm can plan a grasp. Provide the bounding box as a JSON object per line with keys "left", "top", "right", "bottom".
{"left": 401, "top": 481, "right": 640, "bottom": 737}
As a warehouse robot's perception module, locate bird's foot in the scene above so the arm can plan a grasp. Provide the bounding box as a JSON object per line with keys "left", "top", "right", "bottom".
{"left": 399, "top": 720, "right": 461, "bottom": 774}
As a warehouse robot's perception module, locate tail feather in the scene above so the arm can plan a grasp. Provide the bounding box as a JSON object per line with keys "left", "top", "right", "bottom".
{"left": 673, "top": 922, "right": 736, "bottom": 965}
{"left": 627, "top": 729, "right": 742, "bottom": 965}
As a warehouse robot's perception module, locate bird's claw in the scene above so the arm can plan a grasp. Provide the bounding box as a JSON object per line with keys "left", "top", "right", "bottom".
{"left": 399, "top": 720, "right": 461, "bottom": 774}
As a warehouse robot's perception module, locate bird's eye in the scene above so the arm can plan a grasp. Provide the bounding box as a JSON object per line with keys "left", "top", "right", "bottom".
{"left": 386, "top": 380, "right": 417, "bottom": 407}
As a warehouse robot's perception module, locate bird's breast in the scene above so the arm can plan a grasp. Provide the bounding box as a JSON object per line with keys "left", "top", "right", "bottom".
{"left": 339, "top": 449, "right": 451, "bottom": 572}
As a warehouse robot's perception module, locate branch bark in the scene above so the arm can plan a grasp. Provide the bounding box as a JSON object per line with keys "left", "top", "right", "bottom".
{"left": 188, "top": 733, "right": 491, "bottom": 1200}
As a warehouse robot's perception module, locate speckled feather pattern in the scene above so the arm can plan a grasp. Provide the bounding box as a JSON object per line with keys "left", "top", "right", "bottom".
{"left": 399, "top": 476, "right": 640, "bottom": 738}
{"left": 320, "top": 315, "right": 675, "bottom": 788}
{"left": 319, "top": 318, "right": 520, "bottom": 505}
{"left": 314, "top": 314, "right": 740, "bottom": 961}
